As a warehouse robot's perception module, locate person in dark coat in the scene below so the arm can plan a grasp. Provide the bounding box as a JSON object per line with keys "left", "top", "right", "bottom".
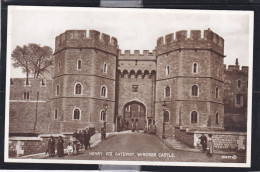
{"left": 47, "top": 135, "right": 55, "bottom": 157}
{"left": 72, "top": 130, "right": 79, "bottom": 139}
{"left": 57, "top": 136, "right": 64, "bottom": 157}
{"left": 84, "top": 129, "right": 90, "bottom": 150}
{"left": 199, "top": 134, "right": 207, "bottom": 152}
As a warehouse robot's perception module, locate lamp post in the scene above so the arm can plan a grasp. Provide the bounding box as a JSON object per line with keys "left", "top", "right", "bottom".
{"left": 162, "top": 100, "right": 167, "bottom": 140}
{"left": 103, "top": 104, "right": 108, "bottom": 139}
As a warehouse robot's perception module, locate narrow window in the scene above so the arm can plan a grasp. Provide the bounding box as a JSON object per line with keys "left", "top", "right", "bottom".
{"left": 166, "top": 65, "right": 170, "bottom": 76}
{"left": 58, "top": 62, "right": 61, "bottom": 71}
{"left": 101, "top": 85, "right": 107, "bottom": 97}
{"left": 191, "top": 85, "right": 198, "bottom": 96}
{"left": 236, "top": 94, "right": 241, "bottom": 105}
{"left": 100, "top": 110, "right": 106, "bottom": 121}
{"left": 216, "top": 87, "right": 219, "bottom": 98}
{"left": 73, "top": 109, "right": 80, "bottom": 120}
{"left": 216, "top": 112, "right": 219, "bottom": 125}
{"left": 24, "top": 91, "right": 29, "bottom": 100}
{"left": 41, "top": 79, "right": 45, "bottom": 86}
{"left": 163, "top": 111, "right": 170, "bottom": 122}
{"left": 238, "top": 80, "right": 241, "bottom": 88}
{"left": 54, "top": 109, "right": 58, "bottom": 120}
{"left": 191, "top": 111, "right": 198, "bottom": 123}
{"left": 75, "top": 83, "right": 82, "bottom": 95}
{"left": 56, "top": 85, "right": 60, "bottom": 96}
{"left": 165, "top": 86, "right": 170, "bottom": 98}
{"left": 193, "top": 63, "right": 198, "bottom": 74}
{"left": 77, "top": 60, "right": 82, "bottom": 70}
{"left": 103, "top": 62, "right": 108, "bottom": 73}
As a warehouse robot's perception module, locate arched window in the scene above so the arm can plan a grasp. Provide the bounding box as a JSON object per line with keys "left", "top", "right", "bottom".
{"left": 56, "top": 85, "right": 60, "bottom": 96}
{"left": 238, "top": 80, "right": 241, "bottom": 88}
{"left": 73, "top": 108, "right": 81, "bottom": 120}
{"left": 192, "top": 63, "right": 198, "bottom": 74}
{"left": 166, "top": 65, "right": 170, "bottom": 76}
{"left": 216, "top": 112, "right": 219, "bottom": 125}
{"left": 54, "top": 109, "right": 58, "bottom": 120}
{"left": 75, "top": 83, "right": 82, "bottom": 95}
{"left": 103, "top": 62, "right": 108, "bottom": 73}
{"left": 163, "top": 111, "right": 170, "bottom": 122}
{"left": 165, "top": 86, "right": 171, "bottom": 98}
{"left": 100, "top": 110, "right": 106, "bottom": 121}
{"left": 191, "top": 85, "right": 198, "bottom": 96}
{"left": 216, "top": 87, "right": 219, "bottom": 98}
{"left": 101, "top": 85, "right": 107, "bottom": 97}
{"left": 77, "top": 59, "right": 82, "bottom": 70}
{"left": 191, "top": 111, "right": 198, "bottom": 123}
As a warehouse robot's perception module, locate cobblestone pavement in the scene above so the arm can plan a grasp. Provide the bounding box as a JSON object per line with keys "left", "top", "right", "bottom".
{"left": 43, "top": 132, "right": 246, "bottom": 163}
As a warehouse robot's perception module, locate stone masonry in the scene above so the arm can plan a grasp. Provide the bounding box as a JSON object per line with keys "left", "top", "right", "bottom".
{"left": 9, "top": 29, "right": 248, "bottom": 137}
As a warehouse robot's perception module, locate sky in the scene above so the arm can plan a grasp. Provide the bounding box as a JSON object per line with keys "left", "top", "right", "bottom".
{"left": 7, "top": 6, "right": 254, "bottom": 78}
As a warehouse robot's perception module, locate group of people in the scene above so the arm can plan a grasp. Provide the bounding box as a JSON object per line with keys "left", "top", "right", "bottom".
{"left": 72, "top": 129, "right": 91, "bottom": 153}
{"left": 46, "top": 136, "right": 64, "bottom": 157}
{"left": 199, "top": 134, "right": 214, "bottom": 157}
{"left": 45, "top": 128, "right": 92, "bottom": 157}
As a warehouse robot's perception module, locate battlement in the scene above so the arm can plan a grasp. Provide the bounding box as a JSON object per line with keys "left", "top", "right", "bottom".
{"left": 118, "top": 50, "right": 156, "bottom": 56}
{"left": 10, "top": 78, "right": 52, "bottom": 87}
{"left": 156, "top": 29, "right": 224, "bottom": 55}
{"left": 55, "top": 30, "right": 118, "bottom": 55}
{"left": 225, "top": 65, "right": 249, "bottom": 73}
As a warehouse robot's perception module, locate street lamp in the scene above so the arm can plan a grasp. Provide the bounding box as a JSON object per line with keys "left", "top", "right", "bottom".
{"left": 162, "top": 100, "right": 167, "bottom": 140}
{"left": 103, "top": 104, "right": 108, "bottom": 139}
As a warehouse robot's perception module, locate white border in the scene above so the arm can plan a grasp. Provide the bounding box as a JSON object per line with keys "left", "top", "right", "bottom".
{"left": 4, "top": 6, "right": 254, "bottom": 168}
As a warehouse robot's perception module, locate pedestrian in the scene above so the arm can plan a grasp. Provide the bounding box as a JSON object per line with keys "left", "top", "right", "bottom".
{"left": 57, "top": 136, "right": 64, "bottom": 157}
{"left": 131, "top": 119, "right": 135, "bottom": 132}
{"left": 199, "top": 133, "right": 207, "bottom": 152}
{"left": 85, "top": 129, "right": 90, "bottom": 150}
{"left": 72, "top": 129, "right": 79, "bottom": 139}
{"left": 126, "top": 121, "right": 129, "bottom": 130}
{"left": 78, "top": 130, "right": 83, "bottom": 148}
{"left": 47, "top": 135, "right": 55, "bottom": 157}
{"left": 72, "top": 136, "right": 79, "bottom": 155}
{"left": 207, "top": 134, "right": 214, "bottom": 157}
{"left": 66, "top": 143, "right": 73, "bottom": 155}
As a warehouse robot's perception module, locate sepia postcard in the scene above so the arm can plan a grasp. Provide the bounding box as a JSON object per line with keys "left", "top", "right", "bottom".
{"left": 4, "top": 6, "right": 253, "bottom": 167}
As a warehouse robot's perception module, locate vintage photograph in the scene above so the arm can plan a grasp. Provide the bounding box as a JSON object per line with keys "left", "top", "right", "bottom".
{"left": 5, "top": 6, "right": 253, "bottom": 167}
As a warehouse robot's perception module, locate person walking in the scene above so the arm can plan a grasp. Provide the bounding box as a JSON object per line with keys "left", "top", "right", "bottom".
{"left": 199, "top": 134, "right": 207, "bottom": 152}
{"left": 207, "top": 134, "right": 214, "bottom": 157}
{"left": 47, "top": 135, "right": 55, "bottom": 157}
{"left": 57, "top": 136, "right": 64, "bottom": 157}
{"left": 85, "top": 129, "right": 91, "bottom": 149}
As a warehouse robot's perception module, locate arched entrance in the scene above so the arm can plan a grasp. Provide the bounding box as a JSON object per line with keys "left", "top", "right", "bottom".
{"left": 123, "top": 101, "right": 146, "bottom": 130}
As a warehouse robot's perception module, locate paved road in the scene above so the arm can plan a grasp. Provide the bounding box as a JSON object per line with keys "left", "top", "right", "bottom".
{"left": 45, "top": 132, "right": 245, "bottom": 163}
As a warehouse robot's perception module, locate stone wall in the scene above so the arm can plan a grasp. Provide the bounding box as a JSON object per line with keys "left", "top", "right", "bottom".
{"left": 8, "top": 134, "right": 75, "bottom": 157}
{"left": 175, "top": 127, "right": 247, "bottom": 151}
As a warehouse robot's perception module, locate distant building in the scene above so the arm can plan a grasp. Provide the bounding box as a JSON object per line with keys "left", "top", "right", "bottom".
{"left": 9, "top": 29, "right": 248, "bottom": 135}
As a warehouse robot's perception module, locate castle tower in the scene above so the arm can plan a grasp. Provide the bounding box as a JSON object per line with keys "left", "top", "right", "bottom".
{"left": 49, "top": 30, "right": 118, "bottom": 133}
{"left": 155, "top": 29, "right": 225, "bottom": 136}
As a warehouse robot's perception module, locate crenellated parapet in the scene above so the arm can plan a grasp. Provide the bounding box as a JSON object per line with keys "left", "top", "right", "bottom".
{"left": 55, "top": 30, "right": 118, "bottom": 55}
{"left": 156, "top": 29, "right": 224, "bottom": 56}
{"left": 225, "top": 65, "right": 248, "bottom": 74}
{"left": 118, "top": 49, "right": 156, "bottom": 58}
